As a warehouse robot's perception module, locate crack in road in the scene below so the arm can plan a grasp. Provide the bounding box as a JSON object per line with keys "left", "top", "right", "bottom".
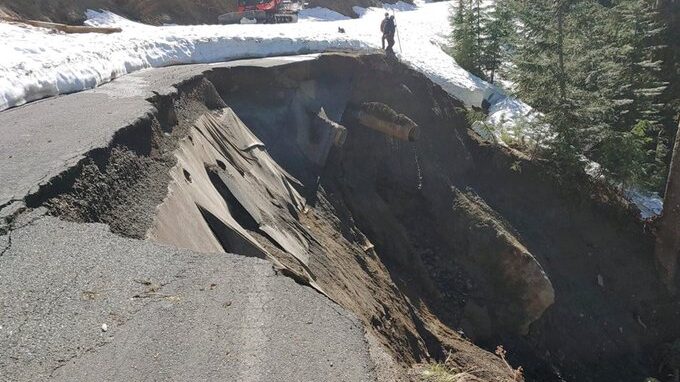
{"left": 1, "top": 212, "right": 45, "bottom": 257}
{"left": 0, "top": 198, "right": 20, "bottom": 211}
{"left": 0, "top": 234, "right": 11, "bottom": 257}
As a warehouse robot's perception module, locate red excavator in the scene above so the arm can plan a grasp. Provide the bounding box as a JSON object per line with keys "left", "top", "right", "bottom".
{"left": 218, "top": 0, "right": 304, "bottom": 24}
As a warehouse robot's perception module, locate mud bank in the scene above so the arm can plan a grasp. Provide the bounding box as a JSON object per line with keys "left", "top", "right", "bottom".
{"left": 30, "top": 53, "right": 680, "bottom": 381}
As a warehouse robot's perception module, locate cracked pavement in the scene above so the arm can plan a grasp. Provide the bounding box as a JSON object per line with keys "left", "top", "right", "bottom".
{"left": 0, "top": 234, "right": 8, "bottom": 257}
{"left": 0, "top": 56, "right": 319, "bottom": 208}
{"left": 0, "top": 217, "right": 376, "bottom": 381}
{"left": 0, "top": 55, "right": 378, "bottom": 381}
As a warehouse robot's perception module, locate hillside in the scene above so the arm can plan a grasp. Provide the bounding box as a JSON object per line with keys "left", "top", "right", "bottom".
{"left": 3, "top": 51, "right": 676, "bottom": 382}
{"left": 0, "top": 0, "right": 412, "bottom": 25}
{"left": 307, "top": 0, "right": 413, "bottom": 18}
{"left": 0, "top": 0, "right": 235, "bottom": 25}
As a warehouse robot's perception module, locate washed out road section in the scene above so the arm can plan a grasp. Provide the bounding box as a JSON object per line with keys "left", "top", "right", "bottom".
{"left": 0, "top": 56, "right": 318, "bottom": 209}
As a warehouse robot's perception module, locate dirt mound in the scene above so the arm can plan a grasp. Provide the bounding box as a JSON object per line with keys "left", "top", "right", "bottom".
{"left": 0, "top": 0, "right": 409, "bottom": 25}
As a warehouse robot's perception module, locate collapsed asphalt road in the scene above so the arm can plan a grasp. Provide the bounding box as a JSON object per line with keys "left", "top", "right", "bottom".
{"left": 0, "top": 54, "right": 382, "bottom": 382}
{"left": 0, "top": 55, "right": 321, "bottom": 209}
{"left": 2, "top": 52, "right": 677, "bottom": 382}
{"left": 0, "top": 52, "right": 523, "bottom": 382}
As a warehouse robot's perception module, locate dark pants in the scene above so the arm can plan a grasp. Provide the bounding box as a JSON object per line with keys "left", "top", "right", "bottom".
{"left": 386, "top": 33, "right": 395, "bottom": 53}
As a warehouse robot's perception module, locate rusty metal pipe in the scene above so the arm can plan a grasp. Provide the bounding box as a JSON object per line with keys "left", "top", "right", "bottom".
{"left": 350, "top": 102, "right": 420, "bottom": 142}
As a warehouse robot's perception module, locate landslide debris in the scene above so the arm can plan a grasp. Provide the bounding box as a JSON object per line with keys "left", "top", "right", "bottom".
{"left": 35, "top": 53, "right": 680, "bottom": 382}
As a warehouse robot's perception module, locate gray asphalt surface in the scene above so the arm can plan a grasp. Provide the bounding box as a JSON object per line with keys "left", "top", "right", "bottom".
{"left": 0, "top": 54, "right": 379, "bottom": 381}
{"left": 0, "top": 55, "right": 319, "bottom": 208}
{"left": 0, "top": 214, "right": 375, "bottom": 382}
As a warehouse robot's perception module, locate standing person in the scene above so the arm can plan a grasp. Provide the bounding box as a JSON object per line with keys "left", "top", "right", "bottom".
{"left": 384, "top": 15, "right": 396, "bottom": 53}
{"left": 380, "top": 13, "right": 389, "bottom": 49}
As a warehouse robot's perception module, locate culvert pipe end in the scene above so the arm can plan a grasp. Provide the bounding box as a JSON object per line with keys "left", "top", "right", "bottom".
{"left": 350, "top": 102, "right": 420, "bottom": 142}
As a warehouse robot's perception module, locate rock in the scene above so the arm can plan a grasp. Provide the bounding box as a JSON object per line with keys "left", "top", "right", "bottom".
{"left": 437, "top": 188, "right": 555, "bottom": 336}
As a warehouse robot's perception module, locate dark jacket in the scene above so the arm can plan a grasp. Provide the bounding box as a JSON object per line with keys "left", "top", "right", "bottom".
{"left": 384, "top": 18, "right": 396, "bottom": 35}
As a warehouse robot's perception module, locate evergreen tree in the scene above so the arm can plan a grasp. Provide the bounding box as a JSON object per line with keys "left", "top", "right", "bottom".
{"left": 450, "top": 0, "right": 670, "bottom": 190}
{"left": 505, "top": 0, "right": 668, "bottom": 188}
{"left": 587, "top": 0, "right": 668, "bottom": 188}
{"left": 506, "top": 0, "right": 588, "bottom": 170}
{"left": 450, "top": 1, "right": 473, "bottom": 75}
{"left": 470, "top": 0, "right": 484, "bottom": 76}
{"left": 656, "top": 0, "right": 680, "bottom": 140}
{"left": 479, "top": 0, "right": 513, "bottom": 83}
{"left": 608, "top": 0, "right": 666, "bottom": 129}
{"left": 449, "top": 0, "right": 484, "bottom": 78}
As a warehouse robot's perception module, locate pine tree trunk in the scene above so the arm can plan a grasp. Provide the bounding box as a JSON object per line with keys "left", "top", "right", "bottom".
{"left": 476, "top": 0, "right": 481, "bottom": 74}
{"left": 556, "top": 2, "right": 567, "bottom": 100}
{"left": 656, "top": 121, "right": 680, "bottom": 292}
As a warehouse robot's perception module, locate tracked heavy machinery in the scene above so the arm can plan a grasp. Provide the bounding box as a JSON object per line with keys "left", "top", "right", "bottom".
{"left": 218, "top": 0, "right": 304, "bottom": 24}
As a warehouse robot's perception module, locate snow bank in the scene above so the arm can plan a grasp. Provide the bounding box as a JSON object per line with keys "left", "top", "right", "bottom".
{"left": 0, "top": 11, "right": 370, "bottom": 111}
{"left": 1, "top": 1, "right": 503, "bottom": 113}
{"left": 299, "top": 7, "right": 350, "bottom": 22}
{"left": 625, "top": 189, "right": 664, "bottom": 219}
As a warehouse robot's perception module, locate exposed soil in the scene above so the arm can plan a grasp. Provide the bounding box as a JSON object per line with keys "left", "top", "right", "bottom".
{"left": 36, "top": 53, "right": 680, "bottom": 382}
{"left": 46, "top": 147, "right": 171, "bottom": 238}
{"left": 43, "top": 76, "right": 226, "bottom": 237}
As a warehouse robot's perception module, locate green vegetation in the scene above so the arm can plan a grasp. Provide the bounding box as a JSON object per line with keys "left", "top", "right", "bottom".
{"left": 449, "top": 0, "right": 679, "bottom": 193}
{"left": 448, "top": 0, "right": 512, "bottom": 82}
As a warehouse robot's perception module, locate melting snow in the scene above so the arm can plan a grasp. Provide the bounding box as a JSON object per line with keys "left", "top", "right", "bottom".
{"left": 298, "top": 7, "right": 350, "bottom": 22}
{"left": 625, "top": 189, "right": 664, "bottom": 220}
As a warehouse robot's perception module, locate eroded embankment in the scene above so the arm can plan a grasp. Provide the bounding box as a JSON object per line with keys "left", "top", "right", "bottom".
{"left": 34, "top": 53, "right": 680, "bottom": 382}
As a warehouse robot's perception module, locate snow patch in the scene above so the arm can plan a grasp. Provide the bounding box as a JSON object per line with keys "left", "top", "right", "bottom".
{"left": 352, "top": 6, "right": 368, "bottom": 17}
{"left": 383, "top": 2, "right": 419, "bottom": 12}
{"left": 625, "top": 189, "right": 664, "bottom": 219}
{"left": 299, "top": 7, "right": 350, "bottom": 22}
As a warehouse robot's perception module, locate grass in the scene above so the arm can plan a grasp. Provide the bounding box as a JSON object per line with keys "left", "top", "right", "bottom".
{"left": 419, "top": 347, "right": 523, "bottom": 382}
{"left": 420, "top": 363, "right": 479, "bottom": 382}
{"left": 419, "top": 352, "right": 481, "bottom": 382}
